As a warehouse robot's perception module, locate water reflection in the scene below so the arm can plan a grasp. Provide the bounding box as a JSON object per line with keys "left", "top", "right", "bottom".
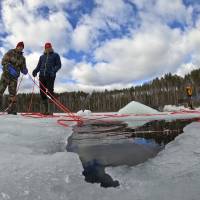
{"left": 67, "top": 119, "right": 197, "bottom": 188}
{"left": 129, "top": 119, "right": 198, "bottom": 145}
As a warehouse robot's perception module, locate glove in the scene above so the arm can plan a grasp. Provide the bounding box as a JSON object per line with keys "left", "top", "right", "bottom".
{"left": 21, "top": 67, "right": 28, "bottom": 75}
{"left": 7, "top": 64, "right": 18, "bottom": 78}
{"left": 32, "top": 69, "right": 37, "bottom": 77}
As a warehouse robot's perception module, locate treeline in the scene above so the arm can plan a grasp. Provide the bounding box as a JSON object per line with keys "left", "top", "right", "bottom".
{"left": 2, "top": 68, "right": 200, "bottom": 112}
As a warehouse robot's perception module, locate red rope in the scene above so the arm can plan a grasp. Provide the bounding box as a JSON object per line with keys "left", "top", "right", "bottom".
{"left": 3, "top": 73, "right": 200, "bottom": 128}
{"left": 36, "top": 76, "right": 81, "bottom": 121}
{"left": 20, "top": 74, "right": 83, "bottom": 127}
{"left": 27, "top": 77, "right": 35, "bottom": 113}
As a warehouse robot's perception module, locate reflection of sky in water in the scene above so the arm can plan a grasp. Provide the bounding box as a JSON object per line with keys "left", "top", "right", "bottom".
{"left": 133, "top": 137, "right": 160, "bottom": 146}
{"left": 67, "top": 119, "right": 197, "bottom": 188}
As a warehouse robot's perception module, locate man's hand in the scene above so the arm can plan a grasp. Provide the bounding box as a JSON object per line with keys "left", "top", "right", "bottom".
{"left": 32, "top": 69, "right": 37, "bottom": 77}
{"left": 21, "top": 67, "right": 28, "bottom": 75}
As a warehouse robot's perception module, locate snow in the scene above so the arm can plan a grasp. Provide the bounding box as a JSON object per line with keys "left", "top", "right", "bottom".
{"left": 0, "top": 115, "right": 86, "bottom": 200}
{"left": 163, "top": 104, "right": 189, "bottom": 112}
{"left": 1, "top": 102, "right": 200, "bottom": 199}
{"left": 77, "top": 109, "right": 92, "bottom": 116}
{"left": 118, "top": 101, "right": 160, "bottom": 114}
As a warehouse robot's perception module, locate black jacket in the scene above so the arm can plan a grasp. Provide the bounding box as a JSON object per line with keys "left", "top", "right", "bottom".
{"left": 34, "top": 51, "right": 61, "bottom": 77}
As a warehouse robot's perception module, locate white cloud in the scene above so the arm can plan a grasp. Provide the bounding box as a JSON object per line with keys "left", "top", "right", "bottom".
{"left": 55, "top": 81, "right": 132, "bottom": 93}
{"left": 175, "top": 63, "right": 199, "bottom": 77}
{"left": 72, "top": 24, "right": 188, "bottom": 86}
{"left": 25, "top": 52, "right": 41, "bottom": 72}
{"left": 1, "top": 0, "right": 200, "bottom": 93}
{"left": 131, "top": 0, "right": 193, "bottom": 29}
{"left": 25, "top": 0, "right": 80, "bottom": 10}
{"left": 71, "top": 0, "right": 136, "bottom": 52}
{"left": 154, "top": 0, "right": 191, "bottom": 23}
{"left": 72, "top": 24, "right": 93, "bottom": 51}
{"left": 70, "top": 0, "right": 200, "bottom": 89}
{"left": 187, "top": 28, "right": 200, "bottom": 51}
{"left": 1, "top": 0, "right": 73, "bottom": 52}
{"left": 56, "top": 56, "right": 76, "bottom": 80}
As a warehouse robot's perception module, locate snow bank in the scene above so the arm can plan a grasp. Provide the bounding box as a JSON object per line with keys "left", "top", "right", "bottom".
{"left": 118, "top": 101, "right": 160, "bottom": 114}
{"left": 163, "top": 105, "right": 187, "bottom": 112}
{"left": 77, "top": 109, "right": 92, "bottom": 116}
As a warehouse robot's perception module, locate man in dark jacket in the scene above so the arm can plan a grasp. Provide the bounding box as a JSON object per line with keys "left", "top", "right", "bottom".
{"left": 0, "top": 41, "right": 28, "bottom": 114}
{"left": 32, "top": 42, "right": 61, "bottom": 115}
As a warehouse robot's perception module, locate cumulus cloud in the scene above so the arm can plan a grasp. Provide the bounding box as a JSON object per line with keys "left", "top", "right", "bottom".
{"left": 71, "top": 0, "right": 137, "bottom": 52}
{"left": 70, "top": 0, "right": 200, "bottom": 89}
{"left": 131, "top": 0, "right": 192, "bottom": 23}
{"left": 1, "top": 0, "right": 200, "bottom": 93}
{"left": 72, "top": 24, "right": 93, "bottom": 51}
{"left": 72, "top": 24, "right": 186, "bottom": 85}
{"left": 154, "top": 0, "right": 192, "bottom": 25}
{"left": 175, "top": 63, "right": 199, "bottom": 77}
{"left": 1, "top": 0, "right": 73, "bottom": 52}
{"left": 55, "top": 81, "right": 132, "bottom": 93}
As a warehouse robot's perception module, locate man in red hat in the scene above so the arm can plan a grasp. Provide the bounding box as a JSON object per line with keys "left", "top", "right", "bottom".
{"left": 32, "top": 42, "right": 61, "bottom": 115}
{"left": 0, "top": 41, "right": 28, "bottom": 114}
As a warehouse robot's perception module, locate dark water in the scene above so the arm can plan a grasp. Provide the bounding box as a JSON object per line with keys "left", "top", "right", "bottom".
{"left": 66, "top": 118, "right": 197, "bottom": 188}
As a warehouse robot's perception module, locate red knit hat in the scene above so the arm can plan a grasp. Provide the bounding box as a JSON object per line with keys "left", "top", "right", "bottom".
{"left": 44, "top": 42, "right": 52, "bottom": 49}
{"left": 16, "top": 41, "right": 24, "bottom": 48}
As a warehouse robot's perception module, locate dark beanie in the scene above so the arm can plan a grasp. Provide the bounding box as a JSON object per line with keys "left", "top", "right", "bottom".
{"left": 16, "top": 41, "right": 24, "bottom": 48}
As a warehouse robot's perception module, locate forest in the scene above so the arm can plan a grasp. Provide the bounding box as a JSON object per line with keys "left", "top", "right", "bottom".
{"left": 2, "top": 68, "right": 200, "bottom": 113}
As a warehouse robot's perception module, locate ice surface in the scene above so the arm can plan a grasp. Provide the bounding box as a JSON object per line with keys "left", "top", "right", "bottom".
{"left": 106, "top": 122, "right": 200, "bottom": 200}
{"left": 1, "top": 109, "right": 200, "bottom": 199}
{"left": 118, "top": 101, "right": 160, "bottom": 114}
{"left": 0, "top": 115, "right": 86, "bottom": 200}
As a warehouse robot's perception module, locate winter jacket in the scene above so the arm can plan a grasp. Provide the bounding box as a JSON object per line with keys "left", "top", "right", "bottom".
{"left": 34, "top": 51, "right": 61, "bottom": 77}
{"left": 186, "top": 86, "right": 192, "bottom": 96}
{"left": 1, "top": 49, "right": 26, "bottom": 79}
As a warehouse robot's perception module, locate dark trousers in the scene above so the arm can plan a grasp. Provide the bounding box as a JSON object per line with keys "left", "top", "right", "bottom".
{"left": 187, "top": 95, "right": 193, "bottom": 109}
{"left": 39, "top": 75, "right": 55, "bottom": 100}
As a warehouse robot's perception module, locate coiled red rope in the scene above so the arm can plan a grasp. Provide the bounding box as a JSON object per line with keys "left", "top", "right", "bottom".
{"left": 20, "top": 73, "right": 83, "bottom": 127}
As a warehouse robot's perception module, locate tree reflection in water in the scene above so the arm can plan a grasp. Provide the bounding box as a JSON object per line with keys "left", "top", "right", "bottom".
{"left": 67, "top": 118, "right": 197, "bottom": 188}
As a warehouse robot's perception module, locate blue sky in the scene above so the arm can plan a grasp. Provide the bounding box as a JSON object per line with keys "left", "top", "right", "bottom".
{"left": 0, "top": 0, "right": 200, "bottom": 93}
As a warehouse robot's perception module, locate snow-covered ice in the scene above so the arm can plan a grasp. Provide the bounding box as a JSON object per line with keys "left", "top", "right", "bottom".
{"left": 1, "top": 102, "right": 200, "bottom": 199}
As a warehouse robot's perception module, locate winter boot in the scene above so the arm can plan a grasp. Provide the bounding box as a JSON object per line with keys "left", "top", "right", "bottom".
{"left": 48, "top": 99, "right": 53, "bottom": 115}
{"left": 41, "top": 99, "right": 49, "bottom": 115}
{"left": 7, "top": 103, "right": 17, "bottom": 115}
{"left": 41, "top": 99, "right": 53, "bottom": 115}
